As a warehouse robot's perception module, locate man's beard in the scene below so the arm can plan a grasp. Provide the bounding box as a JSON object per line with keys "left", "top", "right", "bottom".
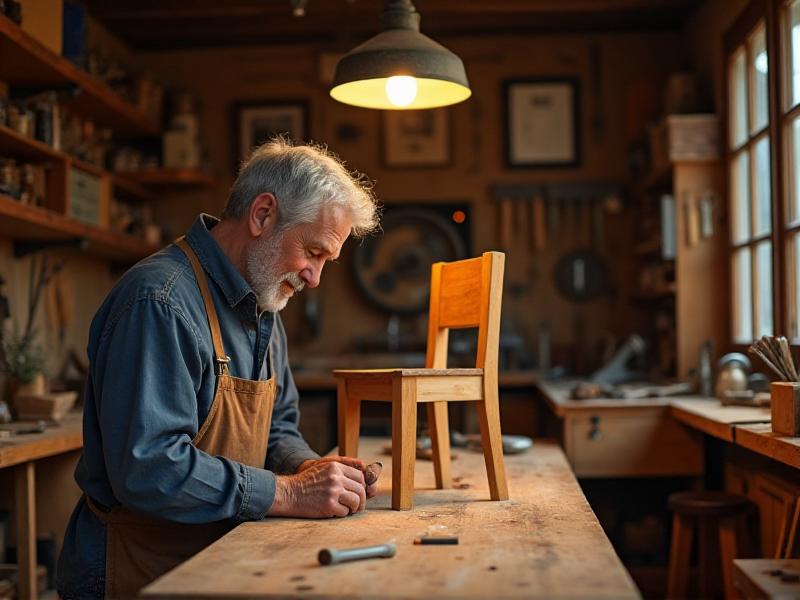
{"left": 246, "top": 232, "right": 305, "bottom": 312}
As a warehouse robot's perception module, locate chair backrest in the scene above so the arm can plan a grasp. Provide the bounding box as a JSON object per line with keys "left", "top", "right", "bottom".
{"left": 425, "top": 252, "right": 505, "bottom": 374}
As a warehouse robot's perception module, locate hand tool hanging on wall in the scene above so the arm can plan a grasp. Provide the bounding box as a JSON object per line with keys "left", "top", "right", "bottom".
{"left": 530, "top": 195, "right": 546, "bottom": 252}
{"left": 498, "top": 197, "right": 513, "bottom": 251}
{"left": 684, "top": 191, "right": 700, "bottom": 248}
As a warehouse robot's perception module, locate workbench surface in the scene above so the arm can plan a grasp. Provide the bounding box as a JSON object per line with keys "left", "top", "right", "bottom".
{"left": 142, "top": 437, "right": 640, "bottom": 599}
{"left": 670, "top": 398, "right": 771, "bottom": 442}
{"left": 0, "top": 411, "right": 82, "bottom": 468}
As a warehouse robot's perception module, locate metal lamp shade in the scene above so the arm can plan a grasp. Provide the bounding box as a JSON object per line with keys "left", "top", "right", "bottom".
{"left": 330, "top": 28, "right": 471, "bottom": 110}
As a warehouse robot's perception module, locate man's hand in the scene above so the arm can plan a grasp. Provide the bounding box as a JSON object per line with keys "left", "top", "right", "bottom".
{"left": 266, "top": 459, "right": 367, "bottom": 518}
{"left": 298, "top": 456, "right": 380, "bottom": 499}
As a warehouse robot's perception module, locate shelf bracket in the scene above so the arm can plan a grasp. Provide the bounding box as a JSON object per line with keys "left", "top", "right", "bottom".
{"left": 13, "top": 238, "right": 88, "bottom": 258}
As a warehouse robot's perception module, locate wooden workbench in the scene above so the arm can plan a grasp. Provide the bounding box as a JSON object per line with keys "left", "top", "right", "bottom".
{"left": 537, "top": 381, "right": 705, "bottom": 478}
{"left": 735, "top": 423, "right": 800, "bottom": 470}
{"left": 142, "top": 437, "right": 640, "bottom": 599}
{"left": 0, "top": 413, "right": 83, "bottom": 600}
{"left": 537, "top": 380, "right": 780, "bottom": 477}
{"left": 733, "top": 559, "right": 800, "bottom": 599}
{"left": 669, "top": 398, "right": 771, "bottom": 442}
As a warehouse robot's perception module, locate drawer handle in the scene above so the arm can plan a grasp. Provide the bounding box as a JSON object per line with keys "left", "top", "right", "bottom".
{"left": 588, "top": 416, "right": 602, "bottom": 441}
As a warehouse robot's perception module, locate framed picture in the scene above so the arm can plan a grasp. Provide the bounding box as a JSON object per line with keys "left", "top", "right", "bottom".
{"left": 382, "top": 109, "right": 450, "bottom": 167}
{"left": 234, "top": 100, "right": 308, "bottom": 167}
{"left": 503, "top": 78, "right": 580, "bottom": 168}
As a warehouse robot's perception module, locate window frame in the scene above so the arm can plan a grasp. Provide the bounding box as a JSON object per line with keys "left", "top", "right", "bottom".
{"left": 724, "top": 0, "right": 788, "bottom": 347}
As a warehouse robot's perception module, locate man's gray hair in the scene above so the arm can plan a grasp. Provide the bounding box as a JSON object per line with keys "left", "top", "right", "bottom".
{"left": 224, "top": 137, "right": 379, "bottom": 237}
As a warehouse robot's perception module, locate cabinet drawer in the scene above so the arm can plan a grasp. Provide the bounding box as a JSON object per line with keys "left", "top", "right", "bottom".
{"left": 565, "top": 411, "right": 704, "bottom": 478}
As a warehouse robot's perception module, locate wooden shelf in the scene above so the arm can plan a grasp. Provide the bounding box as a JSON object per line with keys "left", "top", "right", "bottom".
{"left": 112, "top": 174, "right": 159, "bottom": 202}
{"left": 122, "top": 169, "right": 216, "bottom": 189}
{"left": 0, "top": 194, "right": 158, "bottom": 262}
{"left": 0, "top": 123, "right": 64, "bottom": 163}
{"left": 0, "top": 15, "right": 159, "bottom": 139}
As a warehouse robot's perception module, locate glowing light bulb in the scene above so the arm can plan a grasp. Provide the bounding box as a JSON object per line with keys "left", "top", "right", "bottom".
{"left": 385, "top": 76, "right": 417, "bottom": 107}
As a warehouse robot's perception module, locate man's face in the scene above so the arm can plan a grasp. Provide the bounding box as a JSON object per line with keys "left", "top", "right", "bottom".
{"left": 246, "top": 205, "right": 352, "bottom": 312}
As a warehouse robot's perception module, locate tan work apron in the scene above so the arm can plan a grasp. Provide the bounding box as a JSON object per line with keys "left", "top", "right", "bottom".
{"left": 88, "top": 237, "right": 277, "bottom": 599}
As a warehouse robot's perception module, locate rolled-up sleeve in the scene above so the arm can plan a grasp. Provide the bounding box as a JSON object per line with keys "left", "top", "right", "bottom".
{"left": 265, "top": 315, "right": 320, "bottom": 474}
{"left": 94, "top": 298, "right": 275, "bottom": 523}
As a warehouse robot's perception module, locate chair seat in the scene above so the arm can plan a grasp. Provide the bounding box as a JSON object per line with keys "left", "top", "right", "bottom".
{"left": 668, "top": 491, "right": 753, "bottom": 517}
{"left": 333, "top": 368, "right": 483, "bottom": 378}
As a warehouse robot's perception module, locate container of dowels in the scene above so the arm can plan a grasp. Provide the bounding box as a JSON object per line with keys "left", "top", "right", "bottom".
{"left": 748, "top": 336, "right": 800, "bottom": 436}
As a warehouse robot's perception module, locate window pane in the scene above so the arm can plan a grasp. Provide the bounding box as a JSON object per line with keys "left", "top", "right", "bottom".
{"left": 750, "top": 25, "right": 769, "bottom": 133}
{"left": 792, "top": 234, "right": 800, "bottom": 338}
{"left": 790, "top": 0, "right": 800, "bottom": 106}
{"left": 755, "top": 241, "right": 773, "bottom": 337}
{"left": 730, "top": 48, "right": 748, "bottom": 148}
{"left": 791, "top": 117, "right": 800, "bottom": 224}
{"left": 753, "top": 136, "right": 772, "bottom": 236}
{"left": 731, "top": 150, "right": 751, "bottom": 243}
{"left": 733, "top": 248, "right": 753, "bottom": 342}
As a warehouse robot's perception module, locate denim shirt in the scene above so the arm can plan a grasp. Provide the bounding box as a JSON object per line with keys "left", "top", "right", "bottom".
{"left": 57, "top": 214, "right": 320, "bottom": 599}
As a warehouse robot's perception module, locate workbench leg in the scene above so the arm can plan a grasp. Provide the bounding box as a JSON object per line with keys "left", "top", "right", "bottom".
{"left": 392, "top": 377, "right": 417, "bottom": 510}
{"left": 337, "top": 379, "right": 360, "bottom": 458}
{"left": 719, "top": 516, "right": 740, "bottom": 600}
{"left": 666, "top": 514, "right": 693, "bottom": 599}
{"left": 14, "top": 461, "right": 36, "bottom": 600}
{"left": 427, "top": 401, "right": 451, "bottom": 489}
{"left": 477, "top": 386, "right": 508, "bottom": 501}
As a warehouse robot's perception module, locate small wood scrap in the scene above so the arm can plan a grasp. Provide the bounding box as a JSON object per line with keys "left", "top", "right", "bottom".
{"left": 452, "top": 476, "right": 471, "bottom": 490}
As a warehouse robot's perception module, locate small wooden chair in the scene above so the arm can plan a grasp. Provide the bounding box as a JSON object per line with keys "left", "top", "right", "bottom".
{"left": 333, "top": 251, "right": 509, "bottom": 510}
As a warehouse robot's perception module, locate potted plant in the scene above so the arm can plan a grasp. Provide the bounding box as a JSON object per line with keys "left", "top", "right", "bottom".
{"left": 1, "top": 328, "right": 47, "bottom": 400}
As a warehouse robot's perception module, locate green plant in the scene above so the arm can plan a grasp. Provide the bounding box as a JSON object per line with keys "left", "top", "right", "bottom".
{"left": 1, "top": 329, "right": 46, "bottom": 383}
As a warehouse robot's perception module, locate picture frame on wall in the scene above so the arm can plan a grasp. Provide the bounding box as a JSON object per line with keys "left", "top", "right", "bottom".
{"left": 503, "top": 78, "right": 580, "bottom": 168}
{"left": 234, "top": 100, "right": 308, "bottom": 168}
{"left": 382, "top": 109, "right": 450, "bottom": 167}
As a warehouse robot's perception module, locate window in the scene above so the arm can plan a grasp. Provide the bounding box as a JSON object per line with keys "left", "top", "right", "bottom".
{"left": 785, "top": 0, "right": 800, "bottom": 339}
{"left": 728, "top": 21, "right": 773, "bottom": 342}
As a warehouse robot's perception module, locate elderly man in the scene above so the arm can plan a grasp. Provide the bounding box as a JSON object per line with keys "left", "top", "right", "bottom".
{"left": 57, "top": 139, "right": 380, "bottom": 599}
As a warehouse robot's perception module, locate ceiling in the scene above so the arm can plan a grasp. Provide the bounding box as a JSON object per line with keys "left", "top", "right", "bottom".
{"left": 84, "top": 0, "right": 701, "bottom": 51}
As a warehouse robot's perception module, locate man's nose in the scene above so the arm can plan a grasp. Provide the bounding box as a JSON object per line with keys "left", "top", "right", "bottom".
{"left": 301, "top": 264, "right": 322, "bottom": 288}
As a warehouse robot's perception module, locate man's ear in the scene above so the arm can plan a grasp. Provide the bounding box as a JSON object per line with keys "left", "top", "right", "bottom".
{"left": 248, "top": 193, "right": 278, "bottom": 237}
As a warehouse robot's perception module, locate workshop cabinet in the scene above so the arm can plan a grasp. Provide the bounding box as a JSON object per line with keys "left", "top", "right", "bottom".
{"left": 564, "top": 408, "right": 704, "bottom": 478}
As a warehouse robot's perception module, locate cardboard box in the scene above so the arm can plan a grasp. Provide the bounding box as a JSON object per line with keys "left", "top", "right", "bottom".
{"left": 20, "top": 0, "right": 63, "bottom": 54}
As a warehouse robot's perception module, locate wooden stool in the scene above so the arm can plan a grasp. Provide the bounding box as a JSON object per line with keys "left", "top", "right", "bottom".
{"left": 667, "top": 491, "right": 753, "bottom": 600}
{"left": 334, "top": 252, "right": 508, "bottom": 510}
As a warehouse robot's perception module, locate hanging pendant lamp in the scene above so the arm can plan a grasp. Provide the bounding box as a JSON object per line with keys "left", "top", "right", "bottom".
{"left": 330, "top": 0, "right": 471, "bottom": 110}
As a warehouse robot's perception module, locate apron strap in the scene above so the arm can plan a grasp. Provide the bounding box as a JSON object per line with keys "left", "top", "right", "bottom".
{"left": 175, "top": 237, "right": 230, "bottom": 375}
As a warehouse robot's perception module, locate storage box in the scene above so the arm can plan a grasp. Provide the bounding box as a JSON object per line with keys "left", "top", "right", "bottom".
{"left": 163, "top": 130, "right": 200, "bottom": 169}
{"left": 68, "top": 167, "right": 109, "bottom": 227}
{"left": 14, "top": 391, "right": 77, "bottom": 421}
{"left": 649, "top": 114, "right": 720, "bottom": 172}
{"left": 770, "top": 382, "right": 800, "bottom": 436}
{"left": 20, "top": 0, "right": 63, "bottom": 54}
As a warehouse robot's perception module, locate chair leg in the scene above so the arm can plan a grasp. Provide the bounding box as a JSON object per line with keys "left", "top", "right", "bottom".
{"left": 667, "top": 514, "right": 693, "bottom": 600}
{"left": 476, "top": 386, "right": 508, "bottom": 501}
{"left": 427, "top": 401, "right": 451, "bottom": 489}
{"left": 392, "top": 377, "right": 417, "bottom": 511}
{"left": 719, "top": 516, "right": 740, "bottom": 600}
{"left": 337, "top": 379, "right": 360, "bottom": 458}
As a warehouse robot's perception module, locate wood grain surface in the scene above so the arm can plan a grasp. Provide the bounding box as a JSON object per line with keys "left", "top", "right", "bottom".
{"left": 670, "top": 398, "right": 771, "bottom": 442}
{"left": 0, "top": 412, "right": 82, "bottom": 468}
{"left": 142, "top": 438, "right": 640, "bottom": 599}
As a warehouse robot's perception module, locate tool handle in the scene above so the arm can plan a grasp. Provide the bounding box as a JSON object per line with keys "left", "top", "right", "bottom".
{"left": 318, "top": 543, "right": 397, "bottom": 565}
